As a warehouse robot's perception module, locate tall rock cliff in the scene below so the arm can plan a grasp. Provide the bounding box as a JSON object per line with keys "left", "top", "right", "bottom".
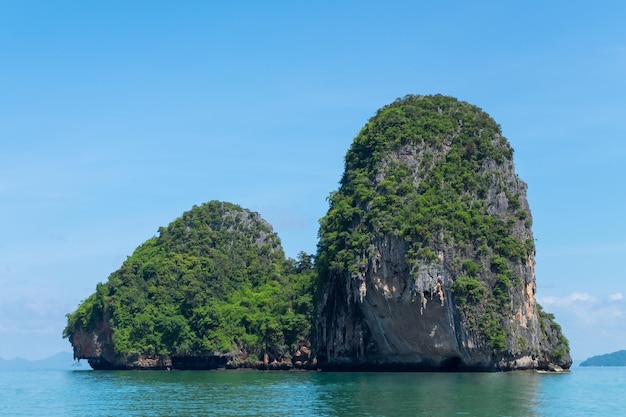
{"left": 315, "top": 94, "right": 571, "bottom": 371}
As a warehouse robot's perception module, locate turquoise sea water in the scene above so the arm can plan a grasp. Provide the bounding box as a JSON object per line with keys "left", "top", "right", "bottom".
{"left": 1, "top": 366, "right": 624, "bottom": 416}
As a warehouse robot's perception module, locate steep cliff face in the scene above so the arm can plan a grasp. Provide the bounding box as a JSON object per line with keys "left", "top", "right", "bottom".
{"left": 64, "top": 201, "right": 315, "bottom": 370}
{"left": 315, "top": 95, "right": 571, "bottom": 371}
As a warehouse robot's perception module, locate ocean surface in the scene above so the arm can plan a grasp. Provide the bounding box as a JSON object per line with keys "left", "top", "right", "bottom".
{"left": 1, "top": 365, "right": 624, "bottom": 416}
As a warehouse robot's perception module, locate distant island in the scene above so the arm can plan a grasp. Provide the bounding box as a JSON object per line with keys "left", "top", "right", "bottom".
{"left": 0, "top": 352, "right": 81, "bottom": 370}
{"left": 580, "top": 350, "right": 626, "bottom": 366}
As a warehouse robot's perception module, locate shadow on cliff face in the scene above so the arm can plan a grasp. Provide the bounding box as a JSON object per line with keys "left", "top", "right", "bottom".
{"left": 440, "top": 356, "right": 463, "bottom": 371}
{"left": 316, "top": 356, "right": 501, "bottom": 373}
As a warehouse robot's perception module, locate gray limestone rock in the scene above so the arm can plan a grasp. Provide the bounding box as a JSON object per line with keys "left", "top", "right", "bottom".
{"left": 315, "top": 95, "right": 571, "bottom": 371}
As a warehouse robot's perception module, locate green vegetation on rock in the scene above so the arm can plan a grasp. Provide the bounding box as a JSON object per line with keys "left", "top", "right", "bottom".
{"left": 64, "top": 201, "right": 315, "bottom": 364}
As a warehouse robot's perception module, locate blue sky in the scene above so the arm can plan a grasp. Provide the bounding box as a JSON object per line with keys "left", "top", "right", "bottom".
{"left": 1, "top": 1, "right": 625, "bottom": 361}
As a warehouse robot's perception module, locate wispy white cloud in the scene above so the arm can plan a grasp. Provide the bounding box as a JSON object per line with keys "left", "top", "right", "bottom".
{"left": 537, "top": 292, "right": 625, "bottom": 327}
{"left": 0, "top": 296, "right": 71, "bottom": 334}
{"left": 24, "top": 298, "right": 61, "bottom": 317}
{"left": 0, "top": 321, "right": 59, "bottom": 335}
{"left": 537, "top": 290, "right": 626, "bottom": 359}
{"left": 537, "top": 292, "right": 597, "bottom": 307}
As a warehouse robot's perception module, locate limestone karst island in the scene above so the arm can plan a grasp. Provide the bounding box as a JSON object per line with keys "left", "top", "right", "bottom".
{"left": 64, "top": 94, "right": 571, "bottom": 372}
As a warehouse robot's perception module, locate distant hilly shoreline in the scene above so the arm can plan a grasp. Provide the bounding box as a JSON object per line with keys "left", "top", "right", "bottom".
{"left": 0, "top": 351, "right": 85, "bottom": 370}
{"left": 581, "top": 350, "right": 626, "bottom": 367}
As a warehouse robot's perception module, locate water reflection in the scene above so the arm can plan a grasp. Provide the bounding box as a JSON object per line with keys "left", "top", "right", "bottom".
{"left": 60, "top": 370, "right": 539, "bottom": 417}
{"left": 312, "top": 372, "right": 539, "bottom": 417}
